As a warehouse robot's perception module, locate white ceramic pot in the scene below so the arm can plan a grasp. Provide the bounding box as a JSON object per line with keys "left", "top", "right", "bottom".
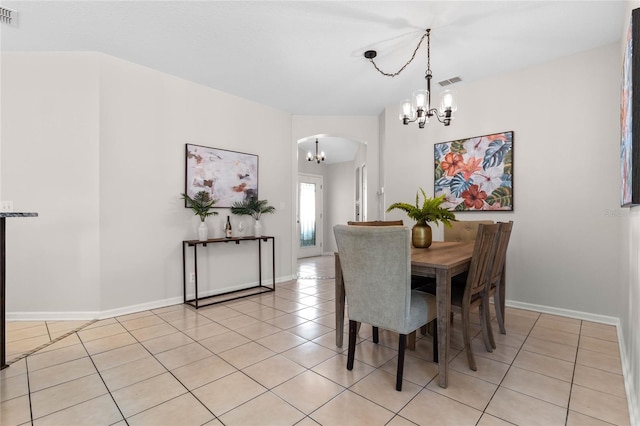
{"left": 198, "top": 221, "right": 208, "bottom": 241}
{"left": 254, "top": 220, "right": 262, "bottom": 237}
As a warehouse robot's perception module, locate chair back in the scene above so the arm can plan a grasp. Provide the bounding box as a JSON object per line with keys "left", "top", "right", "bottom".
{"left": 488, "top": 221, "right": 514, "bottom": 285}
{"left": 464, "top": 223, "right": 500, "bottom": 301}
{"left": 444, "top": 220, "right": 494, "bottom": 242}
{"left": 347, "top": 220, "right": 403, "bottom": 226}
{"left": 333, "top": 225, "right": 411, "bottom": 332}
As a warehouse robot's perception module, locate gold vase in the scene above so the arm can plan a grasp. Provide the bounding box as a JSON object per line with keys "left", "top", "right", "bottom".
{"left": 412, "top": 221, "right": 432, "bottom": 248}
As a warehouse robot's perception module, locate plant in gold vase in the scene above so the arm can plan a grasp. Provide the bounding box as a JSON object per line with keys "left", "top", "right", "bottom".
{"left": 386, "top": 188, "right": 455, "bottom": 248}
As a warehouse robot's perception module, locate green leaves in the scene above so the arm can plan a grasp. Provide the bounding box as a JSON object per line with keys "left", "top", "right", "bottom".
{"left": 386, "top": 188, "right": 455, "bottom": 227}
{"left": 182, "top": 191, "right": 219, "bottom": 222}
{"left": 230, "top": 197, "right": 276, "bottom": 220}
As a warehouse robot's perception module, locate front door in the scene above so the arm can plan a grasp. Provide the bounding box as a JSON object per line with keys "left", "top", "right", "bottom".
{"left": 297, "top": 174, "right": 323, "bottom": 258}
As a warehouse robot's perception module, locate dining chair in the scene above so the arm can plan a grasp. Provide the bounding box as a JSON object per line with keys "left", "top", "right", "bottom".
{"left": 444, "top": 220, "right": 495, "bottom": 242}
{"left": 333, "top": 224, "right": 437, "bottom": 391}
{"left": 415, "top": 223, "right": 499, "bottom": 371}
{"left": 345, "top": 219, "right": 403, "bottom": 343}
{"left": 487, "top": 221, "right": 514, "bottom": 341}
{"left": 347, "top": 220, "right": 403, "bottom": 226}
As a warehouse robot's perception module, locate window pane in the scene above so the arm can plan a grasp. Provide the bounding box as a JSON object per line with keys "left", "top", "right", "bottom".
{"left": 300, "top": 182, "right": 316, "bottom": 247}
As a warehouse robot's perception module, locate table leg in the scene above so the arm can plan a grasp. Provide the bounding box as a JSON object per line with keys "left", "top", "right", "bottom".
{"left": 436, "top": 268, "right": 451, "bottom": 388}
{"left": 335, "top": 253, "right": 345, "bottom": 348}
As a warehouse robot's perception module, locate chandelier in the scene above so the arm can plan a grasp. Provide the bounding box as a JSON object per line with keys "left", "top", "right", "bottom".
{"left": 307, "top": 138, "right": 326, "bottom": 163}
{"left": 364, "top": 28, "right": 457, "bottom": 128}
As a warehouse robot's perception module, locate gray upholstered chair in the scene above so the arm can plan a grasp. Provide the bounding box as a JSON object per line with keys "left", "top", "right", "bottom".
{"left": 333, "top": 224, "right": 437, "bottom": 391}
{"left": 345, "top": 219, "right": 403, "bottom": 343}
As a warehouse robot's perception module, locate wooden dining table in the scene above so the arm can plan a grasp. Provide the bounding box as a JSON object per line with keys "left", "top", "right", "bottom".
{"left": 334, "top": 240, "right": 475, "bottom": 388}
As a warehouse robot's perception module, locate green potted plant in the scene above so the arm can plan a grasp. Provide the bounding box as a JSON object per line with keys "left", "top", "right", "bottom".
{"left": 230, "top": 197, "right": 275, "bottom": 237}
{"left": 386, "top": 188, "right": 455, "bottom": 248}
{"left": 181, "top": 190, "right": 218, "bottom": 241}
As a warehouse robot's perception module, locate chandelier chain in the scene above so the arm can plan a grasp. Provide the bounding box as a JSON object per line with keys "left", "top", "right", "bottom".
{"left": 367, "top": 29, "right": 430, "bottom": 78}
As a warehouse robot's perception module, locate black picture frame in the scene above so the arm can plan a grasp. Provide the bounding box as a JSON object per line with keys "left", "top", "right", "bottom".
{"left": 185, "top": 144, "right": 258, "bottom": 208}
{"left": 434, "top": 131, "right": 513, "bottom": 211}
{"left": 621, "top": 8, "right": 640, "bottom": 207}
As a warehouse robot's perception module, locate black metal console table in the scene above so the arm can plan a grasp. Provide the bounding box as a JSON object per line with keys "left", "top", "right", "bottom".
{"left": 1, "top": 212, "right": 38, "bottom": 370}
{"left": 182, "top": 236, "right": 275, "bottom": 309}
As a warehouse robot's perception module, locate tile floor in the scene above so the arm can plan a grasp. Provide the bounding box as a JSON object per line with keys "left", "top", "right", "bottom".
{"left": 1, "top": 255, "right": 631, "bottom": 425}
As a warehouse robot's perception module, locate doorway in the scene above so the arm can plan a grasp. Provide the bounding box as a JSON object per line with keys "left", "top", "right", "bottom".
{"left": 297, "top": 173, "right": 323, "bottom": 258}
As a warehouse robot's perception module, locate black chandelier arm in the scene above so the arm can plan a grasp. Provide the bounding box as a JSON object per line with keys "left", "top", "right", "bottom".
{"left": 366, "top": 29, "right": 430, "bottom": 78}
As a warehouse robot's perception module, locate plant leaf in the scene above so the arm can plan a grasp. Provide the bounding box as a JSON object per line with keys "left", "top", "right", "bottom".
{"left": 449, "top": 173, "right": 472, "bottom": 197}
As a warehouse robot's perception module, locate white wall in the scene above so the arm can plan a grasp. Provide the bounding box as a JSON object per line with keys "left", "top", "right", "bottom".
{"left": 324, "top": 161, "right": 355, "bottom": 253}
{"left": 2, "top": 52, "right": 294, "bottom": 317}
{"left": 383, "top": 43, "right": 621, "bottom": 318}
{"left": 1, "top": 53, "right": 102, "bottom": 316}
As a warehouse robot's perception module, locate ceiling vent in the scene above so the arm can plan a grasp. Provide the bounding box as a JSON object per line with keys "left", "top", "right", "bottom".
{"left": 438, "top": 76, "right": 462, "bottom": 87}
{"left": 0, "top": 7, "right": 18, "bottom": 27}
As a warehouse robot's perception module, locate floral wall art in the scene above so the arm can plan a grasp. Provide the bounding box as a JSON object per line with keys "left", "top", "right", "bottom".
{"left": 434, "top": 131, "right": 513, "bottom": 211}
{"left": 621, "top": 8, "right": 640, "bottom": 207}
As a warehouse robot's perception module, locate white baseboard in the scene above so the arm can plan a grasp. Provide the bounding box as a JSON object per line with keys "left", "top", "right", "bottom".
{"left": 617, "top": 321, "right": 639, "bottom": 426}
{"left": 505, "top": 299, "right": 618, "bottom": 324}
{"left": 7, "top": 274, "right": 297, "bottom": 321}
{"left": 6, "top": 311, "right": 100, "bottom": 321}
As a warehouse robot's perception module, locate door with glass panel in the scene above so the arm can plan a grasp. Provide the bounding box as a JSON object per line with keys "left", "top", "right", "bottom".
{"left": 298, "top": 174, "right": 323, "bottom": 258}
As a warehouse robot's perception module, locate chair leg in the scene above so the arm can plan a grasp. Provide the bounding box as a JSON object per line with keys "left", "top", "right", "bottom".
{"left": 479, "top": 300, "right": 494, "bottom": 352}
{"left": 484, "top": 296, "right": 496, "bottom": 350}
{"left": 372, "top": 326, "right": 379, "bottom": 344}
{"left": 461, "top": 307, "right": 477, "bottom": 371}
{"left": 432, "top": 319, "right": 438, "bottom": 363}
{"left": 347, "top": 320, "right": 357, "bottom": 370}
{"left": 396, "top": 334, "right": 406, "bottom": 391}
{"left": 494, "top": 284, "right": 506, "bottom": 334}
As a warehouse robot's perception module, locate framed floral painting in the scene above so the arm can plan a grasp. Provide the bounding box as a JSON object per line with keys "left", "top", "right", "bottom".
{"left": 621, "top": 8, "right": 640, "bottom": 207}
{"left": 434, "top": 131, "right": 513, "bottom": 211}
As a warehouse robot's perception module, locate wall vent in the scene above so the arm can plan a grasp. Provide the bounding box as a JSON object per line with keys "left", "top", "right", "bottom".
{"left": 0, "top": 7, "right": 18, "bottom": 27}
{"left": 438, "top": 76, "right": 462, "bottom": 87}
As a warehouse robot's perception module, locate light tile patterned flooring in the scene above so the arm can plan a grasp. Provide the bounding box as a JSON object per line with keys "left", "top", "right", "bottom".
{"left": 1, "top": 255, "right": 631, "bottom": 425}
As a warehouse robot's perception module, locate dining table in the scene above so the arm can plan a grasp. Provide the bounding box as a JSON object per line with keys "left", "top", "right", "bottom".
{"left": 334, "top": 240, "right": 476, "bottom": 388}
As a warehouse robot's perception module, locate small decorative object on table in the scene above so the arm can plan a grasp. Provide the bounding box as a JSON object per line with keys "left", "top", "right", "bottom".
{"left": 225, "top": 215, "right": 232, "bottom": 238}
{"left": 181, "top": 191, "right": 218, "bottom": 241}
{"left": 230, "top": 197, "right": 275, "bottom": 237}
{"left": 386, "top": 188, "right": 455, "bottom": 248}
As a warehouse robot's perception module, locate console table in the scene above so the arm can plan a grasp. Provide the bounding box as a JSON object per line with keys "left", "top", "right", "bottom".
{"left": 1, "top": 212, "right": 38, "bottom": 369}
{"left": 182, "top": 236, "right": 275, "bottom": 309}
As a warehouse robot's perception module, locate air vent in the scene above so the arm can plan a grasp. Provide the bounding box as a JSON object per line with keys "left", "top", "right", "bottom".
{"left": 438, "top": 76, "right": 462, "bottom": 87}
{"left": 0, "top": 7, "right": 18, "bottom": 27}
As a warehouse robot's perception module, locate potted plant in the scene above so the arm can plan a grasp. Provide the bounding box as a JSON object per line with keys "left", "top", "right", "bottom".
{"left": 386, "top": 188, "right": 455, "bottom": 248}
{"left": 181, "top": 190, "right": 218, "bottom": 241}
{"left": 230, "top": 197, "right": 275, "bottom": 237}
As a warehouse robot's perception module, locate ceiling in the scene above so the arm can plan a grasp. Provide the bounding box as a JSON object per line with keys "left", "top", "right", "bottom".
{"left": 0, "top": 1, "right": 628, "bottom": 162}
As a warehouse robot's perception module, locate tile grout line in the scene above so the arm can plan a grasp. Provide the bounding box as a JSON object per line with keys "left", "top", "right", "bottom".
{"left": 112, "top": 312, "right": 220, "bottom": 424}
{"left": 7, "top": 319, "right": 98, "bottom": 366}
{"left": 477, "top": 311, "right": 541, "bottom": 425}
{"left": 76, "top": 330, "right": 131, "bottom": 426}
